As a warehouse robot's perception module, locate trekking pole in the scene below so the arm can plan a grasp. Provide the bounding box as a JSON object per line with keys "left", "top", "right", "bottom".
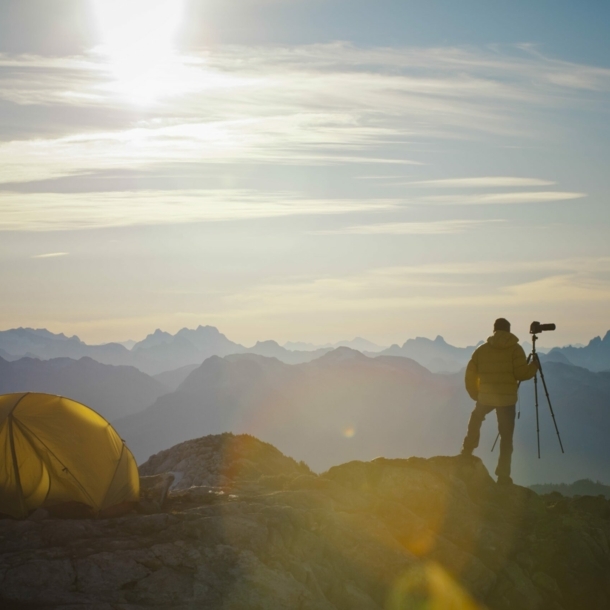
{"left": 491, "top": 431, "right": 499, "bottom": 452}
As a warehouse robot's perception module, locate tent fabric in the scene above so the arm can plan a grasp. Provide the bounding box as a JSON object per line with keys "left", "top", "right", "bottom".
{"left": 0, "top": 392, "right": 139, "bottom": 519}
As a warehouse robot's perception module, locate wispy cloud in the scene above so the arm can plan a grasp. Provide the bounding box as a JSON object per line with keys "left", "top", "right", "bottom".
{"left": 406, "top": 177, "right": 555, "bottom": 188}
{"left": 420, "top": 191, "right": 585, "bottom": 205}
{"left": 0, "top": 190, "right": 398, "bottom": 231}
{"left": 0, "top": 185, "right": 586, "bottom": 231}
{"left": 1, "top": 43, "right": 609, "bottom": 183}
{"left": 313, "top": 219, "right": 503, "bottom": 235}
{"left": 30, "top": 252, "right": 69, "bottom": 259}
{"left": 369, "top": 257, "right": 610, "bottom": 277}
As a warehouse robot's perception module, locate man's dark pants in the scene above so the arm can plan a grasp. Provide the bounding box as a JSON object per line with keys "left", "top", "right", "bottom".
{"left": 462, "top": 403, "right": 516, "bottom": 478}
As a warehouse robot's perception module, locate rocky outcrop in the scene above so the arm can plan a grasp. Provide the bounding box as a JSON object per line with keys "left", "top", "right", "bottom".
{"left": 1, "top": 433, "right": 609, "bottom": 609}
{"left": 139, "top": 433, "right": 312, "bottom": 491}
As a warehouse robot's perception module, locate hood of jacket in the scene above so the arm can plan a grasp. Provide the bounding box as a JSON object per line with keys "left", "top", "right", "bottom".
{"left": 486, "top": 330, "right": 519, "bottom": 349}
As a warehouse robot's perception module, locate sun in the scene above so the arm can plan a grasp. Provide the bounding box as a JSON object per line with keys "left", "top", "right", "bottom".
{"left": 92, "top": 0, "right": 186, "bottom": 103}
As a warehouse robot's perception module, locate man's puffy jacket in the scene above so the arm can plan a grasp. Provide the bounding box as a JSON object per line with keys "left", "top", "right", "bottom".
{"left": 465, "top": 330, "right": 537, "bottom": 407}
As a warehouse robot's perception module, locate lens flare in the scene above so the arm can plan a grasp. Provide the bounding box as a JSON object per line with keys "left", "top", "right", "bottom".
{"left": 388, "top": 563, "right": 483, "bottom": 610}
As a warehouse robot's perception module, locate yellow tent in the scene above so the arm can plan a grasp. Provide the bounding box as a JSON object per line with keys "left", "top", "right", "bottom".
{"left": 0, "top": 392, "right": 139, "bottom": 519}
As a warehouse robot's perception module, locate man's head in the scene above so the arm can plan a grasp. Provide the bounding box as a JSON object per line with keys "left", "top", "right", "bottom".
{"left": 494, "top": 318, "right": 511, "bottom": 333}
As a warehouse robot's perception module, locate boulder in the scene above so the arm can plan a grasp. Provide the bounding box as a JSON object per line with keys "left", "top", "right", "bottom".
{"left": 139, "top": 472, "right": 175, "bottom": 513}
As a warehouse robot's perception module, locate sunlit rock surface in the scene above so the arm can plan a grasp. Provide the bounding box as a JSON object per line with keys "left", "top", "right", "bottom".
{"left": 1, "top": 433, "right": 609, "bottom": 609}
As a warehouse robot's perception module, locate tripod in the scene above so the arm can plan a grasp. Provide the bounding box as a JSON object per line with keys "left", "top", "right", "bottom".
{"left": 491, "top": 333, "right": 565, "bottom": 457}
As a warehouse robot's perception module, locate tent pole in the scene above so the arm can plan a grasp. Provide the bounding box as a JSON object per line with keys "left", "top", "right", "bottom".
{"left": 8, "top": 414, "right": 27, "bottom": 517}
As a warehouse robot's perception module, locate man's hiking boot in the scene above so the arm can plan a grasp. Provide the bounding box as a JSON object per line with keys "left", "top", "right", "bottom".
{"left": 497, "top": 475, "right": 513, "bottom": 486}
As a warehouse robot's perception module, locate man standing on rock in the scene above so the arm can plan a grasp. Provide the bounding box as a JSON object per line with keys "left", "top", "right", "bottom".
{"left": 461, "top": 318, "right": 538, "bottom": 485}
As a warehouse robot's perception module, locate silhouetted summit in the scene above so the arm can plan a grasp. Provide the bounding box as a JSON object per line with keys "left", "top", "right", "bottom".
{"left": 315, "top": 345, "right": 369, "bottom": 363}
{"left": 0, "top": 356, "right": 166, "bottom": 420}
{"left": 132, "top": 328, "right": 174, "bottom": 351}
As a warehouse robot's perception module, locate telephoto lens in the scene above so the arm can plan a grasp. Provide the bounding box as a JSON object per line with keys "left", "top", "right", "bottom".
{"left": 530, "top": 321, "right": 556, "bottom": 334}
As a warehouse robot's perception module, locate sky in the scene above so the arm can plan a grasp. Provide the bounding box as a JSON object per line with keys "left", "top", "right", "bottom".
{"left": 0, "top": 0, "right": 609, "bottom": 348}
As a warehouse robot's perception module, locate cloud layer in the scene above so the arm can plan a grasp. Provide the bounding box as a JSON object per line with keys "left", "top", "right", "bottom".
{"left": 0, "top": 43, "right": 603, "bottom": 230}
{"left": 0, "top": 39, "right": 608, "bottom": 345}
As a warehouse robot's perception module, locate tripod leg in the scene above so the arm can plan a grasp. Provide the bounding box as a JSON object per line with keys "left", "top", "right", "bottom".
{"left": 537, "top": 362, "right": 565, "bottom": 454}
{"left": 534, "top": 373, "right": 540, "bottom": 459}
{"left": 491, "top": 432, "right": 500, "bottom": 452}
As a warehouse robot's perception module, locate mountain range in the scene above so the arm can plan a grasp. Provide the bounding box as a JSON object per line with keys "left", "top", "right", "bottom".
{"left": 284, "top": 337, "right": 387, "bottom": 352}
{"left": 113, "top": 349, "right": 610, "bottom": 485}
{"left": 0, "top": 327, "right": 135, "bottom": 366}
{"left": 0, "top": 356, "right": 166, "bottom": 421}
{"left": 2, "top": 325, "right": 609, "bottom": 375}
{"left": 547, "top": 331, "right": 610, "bottom": 371}
{"left": 113, "top": 348, "right": 461, "bottom": 468}
{"left": 0, "top": 327, "right": 330, "bottom": 375}
{"left": 378, "top": 335, "right": 480, "bottom": 372}
{"left": 0, "top": 324, "right": 608, "bottom": 485}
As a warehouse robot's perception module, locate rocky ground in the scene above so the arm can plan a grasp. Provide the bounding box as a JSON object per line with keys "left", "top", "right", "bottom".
{"left": 1, "top": 433, "right": 609, "bottom": 609}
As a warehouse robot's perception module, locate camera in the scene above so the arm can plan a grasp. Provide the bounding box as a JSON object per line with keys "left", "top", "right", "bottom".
{"left": 530, "top": 321, "right": 556, "bottom": 334}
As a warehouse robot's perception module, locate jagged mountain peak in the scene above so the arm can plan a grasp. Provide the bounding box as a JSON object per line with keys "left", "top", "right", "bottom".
{"left": 180, "top": 325, "right": 224, "bottom": 336}
{"left": 548, "top": 329, "right": 610, "bottom": 371}
{"left": 403, "top": 334, "right": 449, "bottom": 346}
{"left": 602, "top": 330, "right": 610, "bottom": 342}
{"left": 132, "top": 329, "right": 174, "bottom": 351}
{"left": 252, "top": 339, "right": 281, "bottom": 348}
{"left": 4, "top": 327, "right": 81, "bottom": 342}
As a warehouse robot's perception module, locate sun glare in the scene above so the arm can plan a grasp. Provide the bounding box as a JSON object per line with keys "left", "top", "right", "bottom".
{"left": 92, "top": 0, "right": 186, "bottom": 103}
